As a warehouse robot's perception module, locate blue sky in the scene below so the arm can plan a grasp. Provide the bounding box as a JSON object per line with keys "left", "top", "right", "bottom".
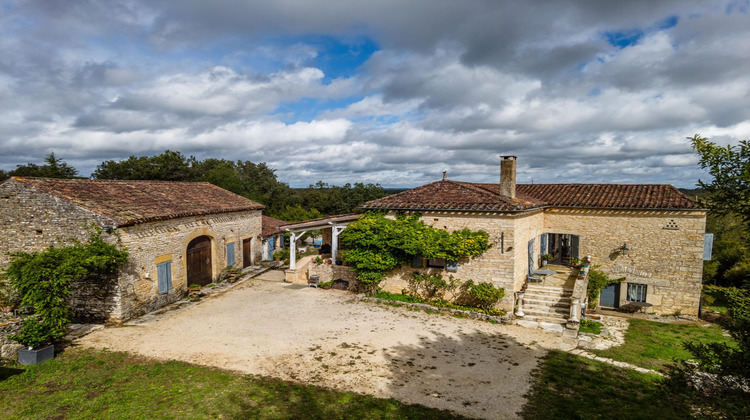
{"left": 0, "top": 0, "right": 749, "bottom": 187}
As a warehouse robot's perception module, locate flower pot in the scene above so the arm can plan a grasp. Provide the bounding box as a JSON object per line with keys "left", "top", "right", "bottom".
{"left": 18, "top": 344, "right": 54, "bottom": 365}
{"left": 541, "top": 260, "right": 548, "bottom": 266}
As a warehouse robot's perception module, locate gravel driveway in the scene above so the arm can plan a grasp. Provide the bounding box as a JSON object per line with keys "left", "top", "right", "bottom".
{"left": 78, "top": 270, "right": 571, "bottom": 419}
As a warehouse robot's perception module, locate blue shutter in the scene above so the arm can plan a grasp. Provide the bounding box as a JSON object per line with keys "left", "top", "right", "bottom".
{"left": 703, "top": 233, "right": 714, "bottom": 261}
{"left": 446, "top": 260, "right": 458, "bottom": 272}
{"left": 227, "top": 242, "right": 235, "bottom": 266}
{"left": 571, "top": 235, "right": 580, "bottom": 259}
{"left": 157, "top": 261, "right": 172, "bottom": 294}
{"left": 540, "top": 234, "right": 548, "bottom": 257}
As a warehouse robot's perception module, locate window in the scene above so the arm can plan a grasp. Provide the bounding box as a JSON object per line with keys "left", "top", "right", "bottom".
{"left": 227, "top": 242, "right": 235, "bottom": 266}
{"left": 411, "top": 255, "right": 423, "bottom": 268}
{"left": 157, "top": 260, "right": 172, "bottom": 294}
{"left": 627, "top": 283, "right": 647, "bottom": 303}
{"left": 446, "top": 260, "right": 458, "bottom": 272}
{"left": 427, "top": 258, "right": 445, "bottom": 268}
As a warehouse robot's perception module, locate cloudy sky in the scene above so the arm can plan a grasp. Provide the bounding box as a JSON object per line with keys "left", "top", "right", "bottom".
{"left": 1, "top": 0, "right": 748, "bottom": 187}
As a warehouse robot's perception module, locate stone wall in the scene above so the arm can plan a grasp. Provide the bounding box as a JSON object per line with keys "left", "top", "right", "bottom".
{"left": 544, "top": 209, "right": 706, "bottom": 316}
{"left": 69, "top": 273, "right": 120, "bottom": 323}
{"left": 0, "top": 179, "right": 117, "bottom": 268}
{"left": 115, "top": 209, "right": 262, "bottom": 322}
{"left": 0, "top": 318, "right": 24, "bottom": 360}
{"left": 308, "top": 262, "right": 358, "bottom": 291}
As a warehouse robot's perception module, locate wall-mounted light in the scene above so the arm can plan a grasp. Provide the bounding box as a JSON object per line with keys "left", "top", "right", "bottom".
{"left": 103, "top": 225, "right": 116, "bottom": 233}
{"left": 620, "top": 243, "right": 630, "bottom": 256}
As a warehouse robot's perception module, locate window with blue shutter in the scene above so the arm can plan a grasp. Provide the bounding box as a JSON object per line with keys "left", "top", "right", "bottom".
{"left": 227, "top": 242, "right": 235, "bottom": 266}
{"left": 157, "top": 260, "right": 172, "bottom": 295}
{"left": 446, "top": 260, "right": 458, "bottom": 272}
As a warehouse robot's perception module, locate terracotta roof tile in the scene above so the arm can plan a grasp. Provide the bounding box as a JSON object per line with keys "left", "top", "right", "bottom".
{"left": 362, "top": 180, "right": 698, "bottom": 211}
{"left": 262, "top": 215, "right": 287, "bottom": 237}
{"left": 13, "top": 177, "right": 264, "bottom": 226}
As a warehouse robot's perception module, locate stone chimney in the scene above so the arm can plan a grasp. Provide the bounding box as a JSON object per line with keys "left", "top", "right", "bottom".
{"left": 500, "top": 155, "right": 517, "bottom": 199}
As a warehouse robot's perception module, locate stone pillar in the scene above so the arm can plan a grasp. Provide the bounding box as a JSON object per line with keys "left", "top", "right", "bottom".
{"left": 289, "top": 232, "right": 297, "bottom": 269}
{"left": 515, "top": 291, "right": 525, "bottom": 317}
{"left": 569, "top": 298, "right": 580, "bottom": 322}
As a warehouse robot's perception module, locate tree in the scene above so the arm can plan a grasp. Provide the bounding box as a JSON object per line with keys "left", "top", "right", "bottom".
{"left": 9, "top": 152, "right": 79, "bottom": 178}
{"left": 0, "top": 169, "right": 8, "bottom": 182}
{"left": 92, "top": 150, "right": 194, "bottom": 181}
{"left": 692, "top": 134, "right": 750, "bottom": 228}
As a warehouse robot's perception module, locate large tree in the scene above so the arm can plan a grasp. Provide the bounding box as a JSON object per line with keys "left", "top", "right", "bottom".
{"left": 92, "top": 150, "right": 194, "bottom": 181}
{"left": 692, "top": 134, "right": 750, "bottom": 227}
{"left": 9, "top": 152, "right": 79, "bottom": 178}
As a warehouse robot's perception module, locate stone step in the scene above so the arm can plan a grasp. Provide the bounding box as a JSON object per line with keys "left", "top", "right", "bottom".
{"left": 520, "top": 315, "right": 569, "bottom": 325}
{"left": 524, "top": 290, "right": 573, "bottom": 299}
{"left": 523, "top": 307, "right": 570, "bottom": 317}
{"left": 523, "top": 298, "right": 570, "bottom": 308}
{"left": 525, "top": 284, "right": 574, "bottom": 292}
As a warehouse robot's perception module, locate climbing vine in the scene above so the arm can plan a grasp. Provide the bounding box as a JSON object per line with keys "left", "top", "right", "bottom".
{"left": 339, "top": 212, "right": 490, "bottom": 293}
{"left": 3, "top": 226, "right": 129, "bottom": 348}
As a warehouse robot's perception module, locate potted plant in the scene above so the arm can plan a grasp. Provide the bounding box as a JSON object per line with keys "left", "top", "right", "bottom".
{"left": 314, "top": 256, "right": 324, "bottom": 265}
{"left": 541, "top": 254, "right": 553, "bottom": 266}
{"left": 273, "top": 250, "right": 284, "bottom": 261}
{"left": 12, "top": 317, "right": 55, "bottom": 365}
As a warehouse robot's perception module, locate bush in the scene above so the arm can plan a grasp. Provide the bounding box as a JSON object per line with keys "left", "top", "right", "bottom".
{"left": 465, "top": 280, "right": 505, "bottom": 311}
{"left": 4, "top": 227, "right": 128, "bottom": 348}
{"left": 579, "top": 319, "right": 602, "bottom": 335}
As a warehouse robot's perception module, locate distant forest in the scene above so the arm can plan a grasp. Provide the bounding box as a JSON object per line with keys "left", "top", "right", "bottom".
{"left": 0, "top": 151, "right": 388, "bottom": 222}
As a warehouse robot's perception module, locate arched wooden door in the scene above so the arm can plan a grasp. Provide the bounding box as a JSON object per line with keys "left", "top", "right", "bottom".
{"left": 187, "top": 236, "right": 212, "bottom": 286}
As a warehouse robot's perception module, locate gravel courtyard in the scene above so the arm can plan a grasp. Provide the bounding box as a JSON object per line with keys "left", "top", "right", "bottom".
{"left": 77, "top": 270, "right": 572, "bottom": 419}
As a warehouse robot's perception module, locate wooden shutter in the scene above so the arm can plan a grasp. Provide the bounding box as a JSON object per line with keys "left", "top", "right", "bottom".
{"left": 411, "top": 255, "right": 423, "bottom": 268}
{"left": 157, "top": 261, "right": 172, "bottom": 294}
{"left": 528, "top": 239, "right": 534, "bottom": 274}
{"left": 703, "top": 234, "right": 714, "bottom": 261}
{"left": 227, "top": 242, "right": 235, "bottom": 266}
{"left": 540, "top": 234, "right": 548, "bottom": 256}
{"left": 571, "top": 235, "right": 580, "bottom": 259}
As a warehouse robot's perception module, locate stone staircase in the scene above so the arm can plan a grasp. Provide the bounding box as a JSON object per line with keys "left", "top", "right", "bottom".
{"left": 521, "top": 284, "right": 572, "bottom": 324}
{"left": 516, "top": 264, "right": 578, "bottom": 333}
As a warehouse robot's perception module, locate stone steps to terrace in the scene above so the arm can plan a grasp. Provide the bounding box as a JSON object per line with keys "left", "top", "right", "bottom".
{"left": 516, "top": 265, "right": 579, "bottom": 334}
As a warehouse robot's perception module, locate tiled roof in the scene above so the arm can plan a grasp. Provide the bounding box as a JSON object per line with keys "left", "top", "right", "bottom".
{"left": 13, "top": 177, "right": 264, "bottom": 226}
{"left": 362, "top": 180, "right": 698, "bottom": 211}
{"left": 262, "top": 215, "right": 287, "bottom": 238}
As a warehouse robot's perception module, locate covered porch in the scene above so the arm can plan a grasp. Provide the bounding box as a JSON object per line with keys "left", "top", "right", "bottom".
{"left": 278, "top": 213, "right": 360, "bottom": 283}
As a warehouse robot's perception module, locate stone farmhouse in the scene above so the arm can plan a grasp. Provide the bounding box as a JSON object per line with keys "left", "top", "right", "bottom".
{"left": 261, "top": 215, "right": 286, "bottom": 261}
{"left": 0, "top": 177, "right": 263, "bottom": 323}
{"left": 358, "top": 156, "right": 707, "bottom": 318}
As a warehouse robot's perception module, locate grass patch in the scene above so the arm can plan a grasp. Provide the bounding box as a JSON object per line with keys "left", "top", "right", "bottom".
{"left": 521, "top": 350, "right": 691, "bottom": 419}
{"left": 374, "top": 291, "right": 504, "bottom": 317}
{"left": 578, "top": 319, "right": 601, "bottom": 335}
{"left": 0, "top": 348, "right": 464, "bottom": 420}
{"left": 591, "top": 319, "right": 733, "bottom": 372}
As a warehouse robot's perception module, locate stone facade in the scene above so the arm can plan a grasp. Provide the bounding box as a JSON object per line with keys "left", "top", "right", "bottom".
{"left": 0, "top": 179, "right": 263, "bottom": 323}
{"left": 377, "top": 208, "right": 706, "bottom": 316}
{"left": 112, "top": 210, "right": 262, "bottom": 322}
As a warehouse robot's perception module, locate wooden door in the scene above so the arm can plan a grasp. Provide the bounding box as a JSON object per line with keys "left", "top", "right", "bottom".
{"left": 187, "top": 236, "right": 212, "bottom": 286}
{"left": 242, "top": 238, "right": 252, "bottom": 268}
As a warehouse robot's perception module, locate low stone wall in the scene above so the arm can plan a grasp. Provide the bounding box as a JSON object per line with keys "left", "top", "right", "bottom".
{"left": 0, "top": 318, "right": 24, "bottom": 360}
{"left": 309, "top": 263, "right": 358, "bottom": 291}
{"left": 285, "top": 255, "right": 315, "bottom": 284}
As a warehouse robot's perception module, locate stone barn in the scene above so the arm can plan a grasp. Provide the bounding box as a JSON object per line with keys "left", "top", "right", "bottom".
{"left": 0, "top": 177, "right": 263, "bottom": 323}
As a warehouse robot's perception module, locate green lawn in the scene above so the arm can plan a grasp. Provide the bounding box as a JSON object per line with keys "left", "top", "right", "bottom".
{"left": 0, "top": 348, "right": 464, "bottom": 420}
{"left": 521, "top": 350, "right": 691, "bottom": 420}
{"left": 590, "top": 319, "right": 733, "bottom": 371}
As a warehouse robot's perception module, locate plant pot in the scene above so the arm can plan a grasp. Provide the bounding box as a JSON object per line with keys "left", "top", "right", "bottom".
{"left": 541, "top": 260, "right": 548, "bottom": 266}
{"left": 18, "top": 344, "right": 54, "bottom": 365}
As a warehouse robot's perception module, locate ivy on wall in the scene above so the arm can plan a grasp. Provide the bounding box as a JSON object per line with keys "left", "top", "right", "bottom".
{"left": 2, "top": 227, "right": 129, "bottom": 348}
{"left": 339, "top": 212, "right": 490, "bottom": 293}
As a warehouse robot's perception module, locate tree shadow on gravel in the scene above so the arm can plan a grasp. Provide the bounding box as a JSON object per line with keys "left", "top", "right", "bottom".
{"left": 383, "top": 328, "right": 546, "bottom": 419}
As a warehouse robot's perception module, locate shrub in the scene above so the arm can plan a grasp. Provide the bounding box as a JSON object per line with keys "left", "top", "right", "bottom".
{"left": 464, "top": 280, "right": 505, "bottom": 311}
{"left": 4, "top": 227, "right": 128, "bottom": 348}
{"left": 579, "top": 319, "right": 602, "bottom": 335}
